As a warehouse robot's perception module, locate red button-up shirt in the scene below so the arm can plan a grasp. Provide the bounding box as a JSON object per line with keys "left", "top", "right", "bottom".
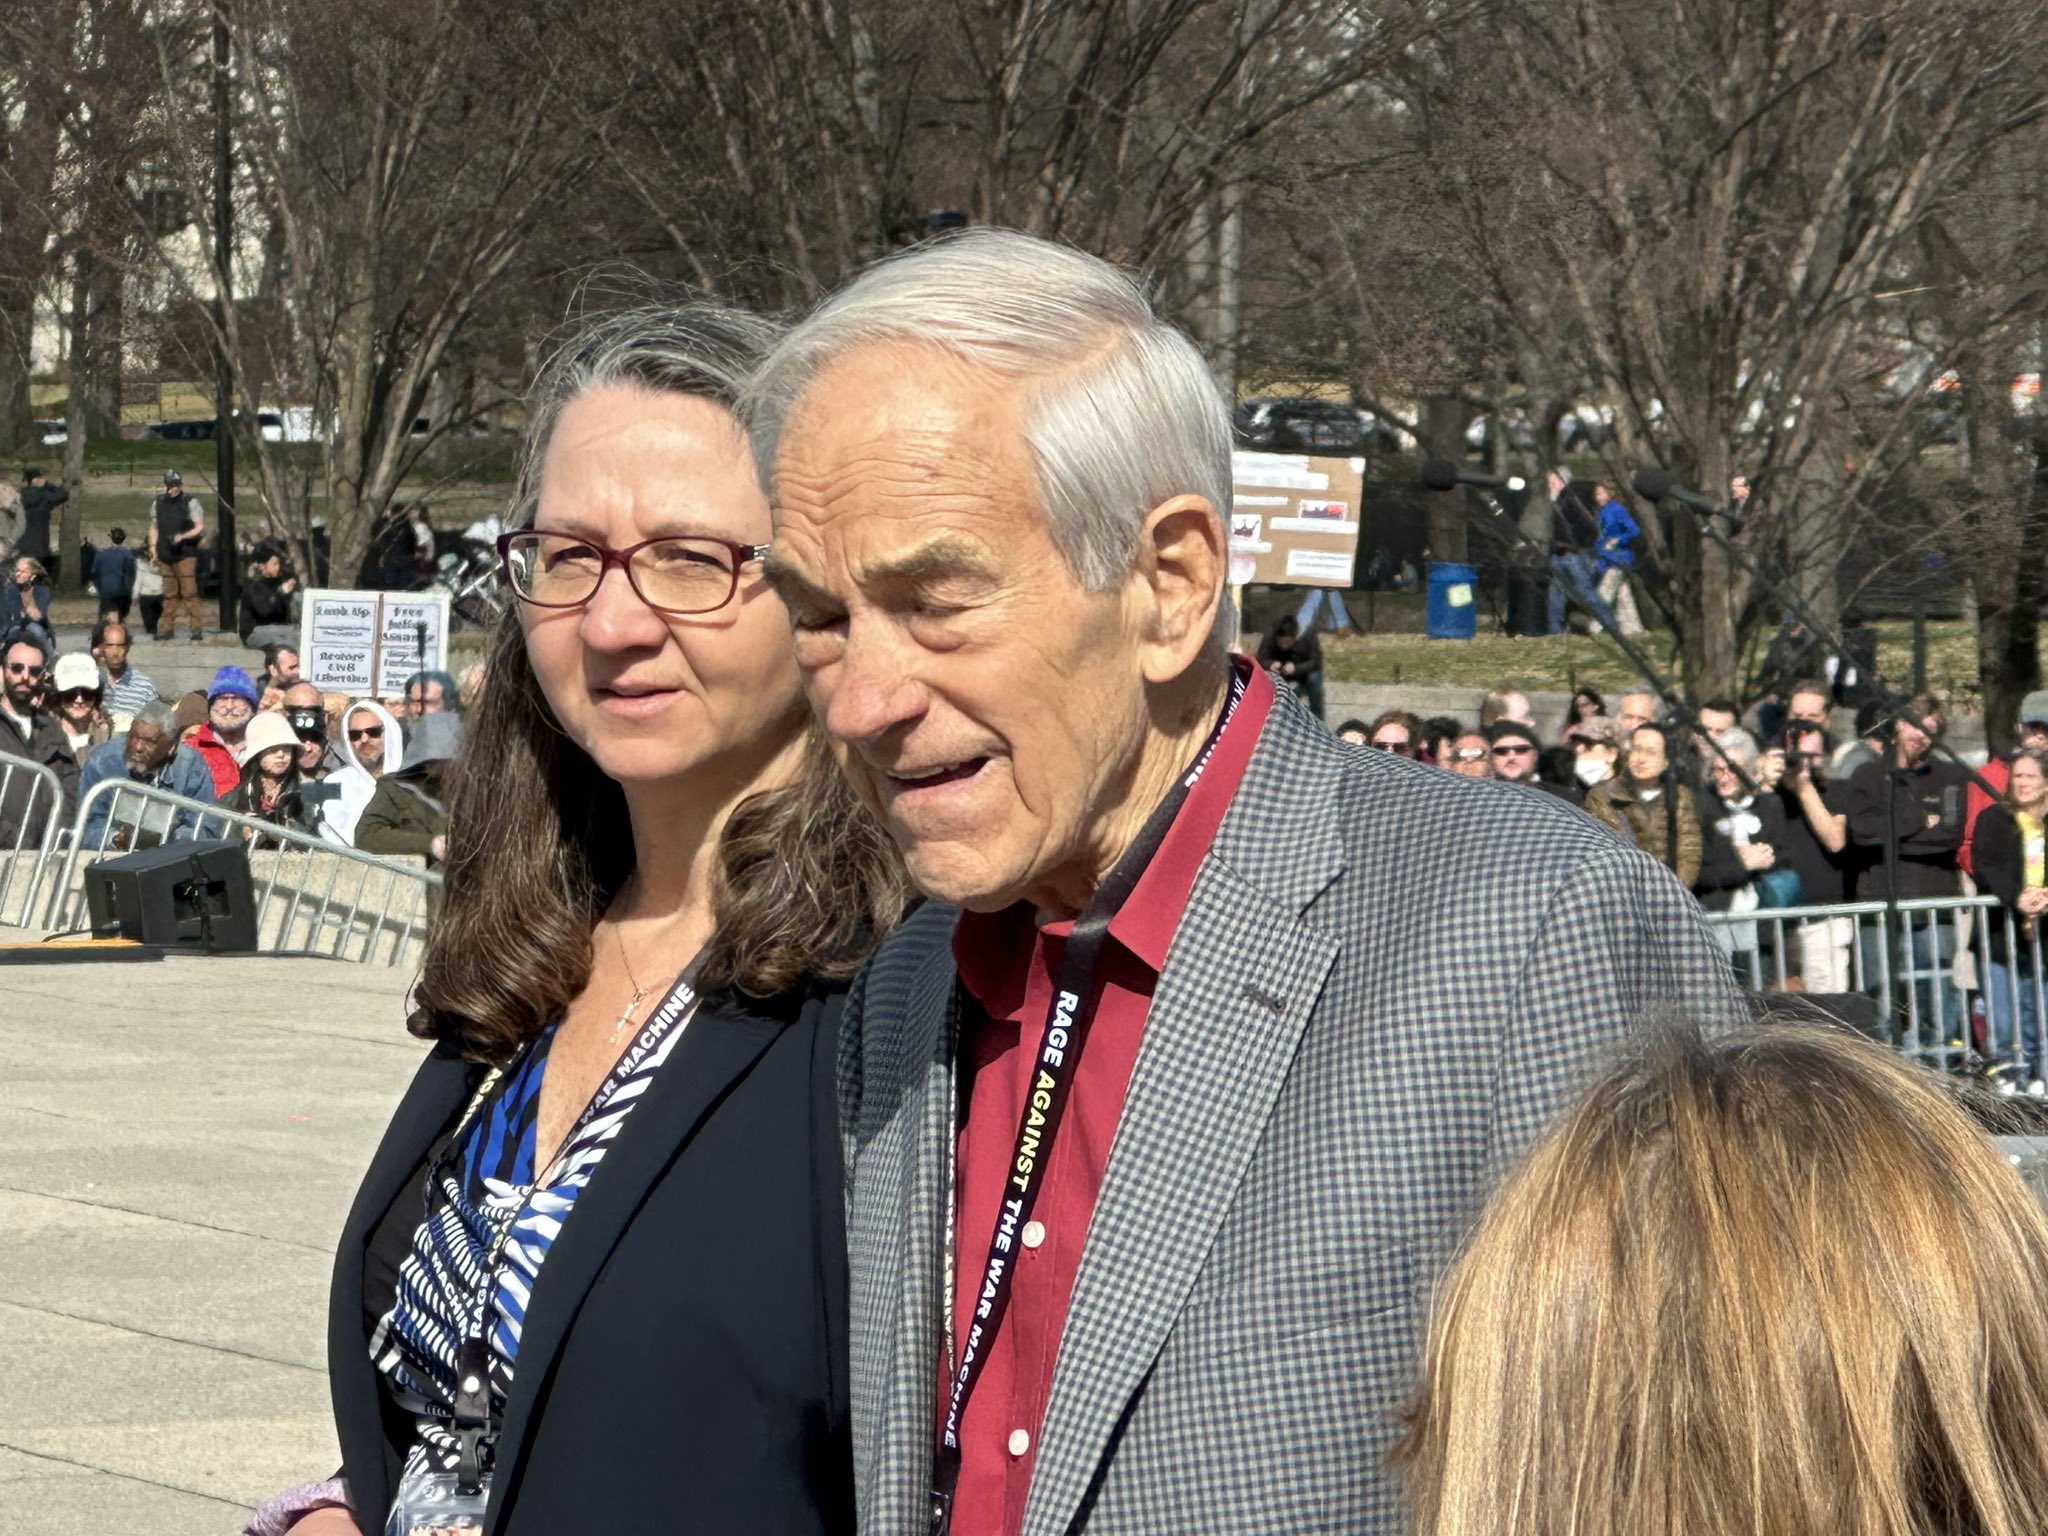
{"left": 945, "top": 661, "right": 1273, "bottom": 1536}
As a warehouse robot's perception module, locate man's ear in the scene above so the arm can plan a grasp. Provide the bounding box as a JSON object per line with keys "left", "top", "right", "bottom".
{"left": 1127, "top": 495, "right": 1225, "bottom": 686}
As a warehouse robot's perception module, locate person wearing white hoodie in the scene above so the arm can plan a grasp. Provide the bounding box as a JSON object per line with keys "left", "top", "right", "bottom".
{"left": 318, "top": 698, "right": 404, "bottom": 846}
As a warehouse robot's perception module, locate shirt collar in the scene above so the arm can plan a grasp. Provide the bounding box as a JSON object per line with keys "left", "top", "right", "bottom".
{"left": 953, "top": 657, "right": 1274, "bottom": 995}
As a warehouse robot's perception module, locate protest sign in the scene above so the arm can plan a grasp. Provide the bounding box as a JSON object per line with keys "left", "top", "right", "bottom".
{"left": 1229, "top": 451, "right": 1366, "bottom": 589}
{"left": 299, "top": 589, "right": 450, "bottom": 694}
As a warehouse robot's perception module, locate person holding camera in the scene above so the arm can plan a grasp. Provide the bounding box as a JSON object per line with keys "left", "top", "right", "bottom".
{"left": 1773, "top": 717, "right": 1857, "bottom": 992}
{"left": 240, "top": 541, "right": 301, "bottom": 649}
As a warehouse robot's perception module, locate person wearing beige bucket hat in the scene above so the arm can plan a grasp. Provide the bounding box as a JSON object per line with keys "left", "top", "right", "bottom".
{"left": 224, "top": 708, "right": 316, "bottom": 836}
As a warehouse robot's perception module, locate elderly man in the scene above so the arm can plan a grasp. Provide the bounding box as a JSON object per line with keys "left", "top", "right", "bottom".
{"left": 191, "top": 665, "right": 258, "bottom": 798}
{"left": 751, "top": 230, "right": 1741, "bottom": 1536}
{"left": 76, "top": 701, "right": 218, "bottom": 847}
{"left": 1614, "top": 685, "right": 1658, "bottom": 735}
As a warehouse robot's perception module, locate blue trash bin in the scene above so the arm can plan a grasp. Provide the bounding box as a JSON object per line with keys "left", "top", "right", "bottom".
{"left": 1425, "top": 561, "right": 1479, "bottom": 640}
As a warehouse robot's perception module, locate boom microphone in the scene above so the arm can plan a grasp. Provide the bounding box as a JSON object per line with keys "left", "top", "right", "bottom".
{"left": 1419, "top": 459, "right": 1525, "bottom": 494}
{"left": 1631, "top": 467, "right": 1726, "bottom": 516}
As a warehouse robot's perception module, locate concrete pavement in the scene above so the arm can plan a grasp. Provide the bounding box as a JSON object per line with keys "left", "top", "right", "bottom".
{"left": 0, "top": 942, "right": 423, "bottom": 1534}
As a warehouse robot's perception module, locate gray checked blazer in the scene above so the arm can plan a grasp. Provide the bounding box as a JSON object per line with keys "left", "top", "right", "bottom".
{"left": 839, "top": 684, "right": 1746, "bottom": 1535}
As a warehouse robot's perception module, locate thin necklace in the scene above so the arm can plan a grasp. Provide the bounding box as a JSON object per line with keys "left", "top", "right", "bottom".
{"left": 606, "top": 876, "right": 685, "bottom": 1045}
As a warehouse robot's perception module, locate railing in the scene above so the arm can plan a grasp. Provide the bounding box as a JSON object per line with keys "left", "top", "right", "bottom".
{"left": 32, "top": 778, "right": 441, "bottom": 968}
{"left": 1702, "top": 894, "right": 2046, "bottom": 1080}
{"left": 0, "top": 755, "right": 70, "bottom": 929}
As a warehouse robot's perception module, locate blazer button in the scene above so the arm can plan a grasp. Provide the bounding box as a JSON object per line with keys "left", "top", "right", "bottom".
{"left": 1008, "top": 1428, "right": 1031, "bottom": 1457}
{"left": 1021, "top": 1220, "right": 1046, "bottom": 1250}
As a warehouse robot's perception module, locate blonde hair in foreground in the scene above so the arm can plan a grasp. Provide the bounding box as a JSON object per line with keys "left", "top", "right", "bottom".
{"left": 1401, "top": 1018, "right": 2048, "bottom": 1536}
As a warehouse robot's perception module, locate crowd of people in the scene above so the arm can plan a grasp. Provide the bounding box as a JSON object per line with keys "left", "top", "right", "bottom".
{"left": 1301, "top": 665, "right": 2048, "bottom": 1088}
{"left": 0, "top": 610, "right": 469, "bottom": 862}
{"left": 211, "top": 229, "right": 2048, "bottom": 1536}
{"left": 13, "top": 229, "right": 2048, "bottom": 1536}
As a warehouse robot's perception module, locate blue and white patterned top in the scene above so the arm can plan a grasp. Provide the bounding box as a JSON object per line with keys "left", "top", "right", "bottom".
{"left": 370, "top": 979, "right": 698, "bottom": 1489}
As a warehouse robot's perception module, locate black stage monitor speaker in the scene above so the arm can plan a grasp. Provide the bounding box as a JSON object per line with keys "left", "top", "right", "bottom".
{"left": 84, "top": 837, "right": 258, "bottom": 952}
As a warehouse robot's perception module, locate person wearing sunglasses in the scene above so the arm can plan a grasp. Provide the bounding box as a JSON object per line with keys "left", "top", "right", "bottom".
{"left": 0, "top": 635, "right": 78, "bottom": 847}
{"left": 1484, "top": 720, "right": 1542, "bottom": 787}
{"left": 1366, "top": 707, "right": 1423, "bottom": 757}
{"left": 314, "top": 697, "right": 404, "bottom": 847}
{"left": 47, "top": 652, "right": 112, "bottom": 760}
{"left": 262, "top": 304, "right": 907, "bottom": 1536}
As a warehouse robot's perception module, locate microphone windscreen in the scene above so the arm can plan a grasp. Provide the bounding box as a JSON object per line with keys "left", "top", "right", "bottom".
{"left": 1418, "top": 458, "right": 1462, "bottom": 492}
{"left": 1632, "top": 467, "right": 1676, "bottom": 501}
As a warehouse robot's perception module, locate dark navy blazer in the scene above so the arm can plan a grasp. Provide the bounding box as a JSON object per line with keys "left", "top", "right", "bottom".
{"left": 328, "top": 983, "right": 854, "bottom": 1536}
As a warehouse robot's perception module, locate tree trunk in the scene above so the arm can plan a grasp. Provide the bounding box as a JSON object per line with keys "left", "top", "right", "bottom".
{"left": 54, "top": 258, "right": 93, "bottom": 594}
{"left": 1672, "top": 440, "right": 1738, "bottom": 699}
{"left": 1418, "top": 395, "right": 1471, "bottom": 563}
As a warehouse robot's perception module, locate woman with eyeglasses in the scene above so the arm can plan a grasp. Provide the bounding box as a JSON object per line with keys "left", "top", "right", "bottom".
{"left": 258, "top": 306, "right": 907, "bottom": 1536}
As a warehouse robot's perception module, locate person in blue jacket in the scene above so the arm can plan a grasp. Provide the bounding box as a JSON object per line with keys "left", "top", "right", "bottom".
{"left": 77, "top": 701, "right": 219, "bottom": 849}
{"left": 1592, "top": 481, "right": 1645, "bottom": 636}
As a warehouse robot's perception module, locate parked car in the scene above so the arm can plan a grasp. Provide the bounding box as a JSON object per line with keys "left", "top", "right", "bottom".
{"left": 146, "top": 410, "right": 288, "bottom": 442}
{"left": 35, "top": 418, "right": 66, "bottom": 446}
{"left": 1235, "top": 397, "right": 1405, "bottom": 456}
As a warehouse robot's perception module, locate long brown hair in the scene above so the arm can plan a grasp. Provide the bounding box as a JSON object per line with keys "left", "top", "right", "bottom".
{"left": 1400, "top": 1017, "right": 2048, "bottom": 1536}
{"left": 409, "top": 300, "right": 908, "bottom": 1062}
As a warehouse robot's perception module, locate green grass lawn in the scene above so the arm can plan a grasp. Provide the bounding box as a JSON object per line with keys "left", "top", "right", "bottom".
{"left": 1310, "top": 607, "right": 1984, "bottom": 704}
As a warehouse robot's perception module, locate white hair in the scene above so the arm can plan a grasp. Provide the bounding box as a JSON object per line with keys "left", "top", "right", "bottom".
{"left": 745, "top": 229, "right": 1233, "bottom": 596}
{"left": 1712, "top": 725, "right": 1760, "bottom": 767}
{"left": 130, "top": 701, "right": 177, "bottom": 736}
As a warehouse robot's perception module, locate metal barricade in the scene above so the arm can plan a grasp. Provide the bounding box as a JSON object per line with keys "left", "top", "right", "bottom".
{"left": 0, "top": 754, "right": 69, "bottom": 929}
{"left": 1704, "top": 894, "right": 2048, "bottom": 1082}
{"left": 37, "top": 778, "right": 442, "bottom": 968}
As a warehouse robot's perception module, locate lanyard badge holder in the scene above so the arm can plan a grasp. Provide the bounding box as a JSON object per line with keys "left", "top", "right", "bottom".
{"left": 927, "top": 668, "right": 1245, "bottom": 1536}
{"left": 387, "top": 1233, "right": 502, "bottom": 1536}
{"left": 389, "top": 977, "right": 698, "bottom": 1536}
{"left": 390, "top": 1066, "right": 503, "bottom": 1536}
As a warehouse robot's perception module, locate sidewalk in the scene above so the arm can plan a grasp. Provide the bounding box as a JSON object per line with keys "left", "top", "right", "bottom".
{"left": 0, "top": 942, "right": 422, "bottom": 1534}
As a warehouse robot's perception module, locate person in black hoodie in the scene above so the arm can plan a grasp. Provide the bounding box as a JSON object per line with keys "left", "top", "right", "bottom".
{"left": 1773, "top": 719, "right": 1857, "bottom": 993}
{"left": 239, "top": 542, "right": 300, "bottom": 648}
{"left": 1256, "top": 614, "right": 1325, "bottom": 720}
{"left": 1841, "top": 695, "right": 1969, "bottom": 1032}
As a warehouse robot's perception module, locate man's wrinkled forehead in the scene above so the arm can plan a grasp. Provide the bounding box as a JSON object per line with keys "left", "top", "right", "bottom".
{"left": 769, "top": 342, "right": 1028, "bottom": 523}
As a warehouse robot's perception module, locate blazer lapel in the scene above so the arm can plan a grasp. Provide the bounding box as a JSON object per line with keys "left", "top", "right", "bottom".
{"left": 845, "top": 919, "right": 963, "bottom": 1535}
{"left": 329, "top": 1045, "right": 478, "bottom": 1534}
{"left": 484, "top": 999, "right": 787, "bottom": 1528}
{"left": 1021, "top": 689, "right": 1347, "bottom": 1536}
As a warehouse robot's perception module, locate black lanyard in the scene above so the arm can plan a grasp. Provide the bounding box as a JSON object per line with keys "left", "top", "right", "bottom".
{"left": 429, "top": 968, "right": 699, "bottom": 1492}
{"left": 929, "top": 666, "right": 1246, "bottom": 1536}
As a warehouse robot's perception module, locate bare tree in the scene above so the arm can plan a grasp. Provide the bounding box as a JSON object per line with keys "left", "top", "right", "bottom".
{"left": 140, "top": 0, "right": 600, "bottom": 585}
{"left": 1254, "top": 0, "right": 2048, "bottom": 694}
{"left": 0, "top": 0, "right": 80, "bottom": 450}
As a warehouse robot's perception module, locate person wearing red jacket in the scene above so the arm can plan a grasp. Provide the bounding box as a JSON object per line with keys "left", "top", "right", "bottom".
{"left": 185, "top": 665, "right": 259, "bottom": 799}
